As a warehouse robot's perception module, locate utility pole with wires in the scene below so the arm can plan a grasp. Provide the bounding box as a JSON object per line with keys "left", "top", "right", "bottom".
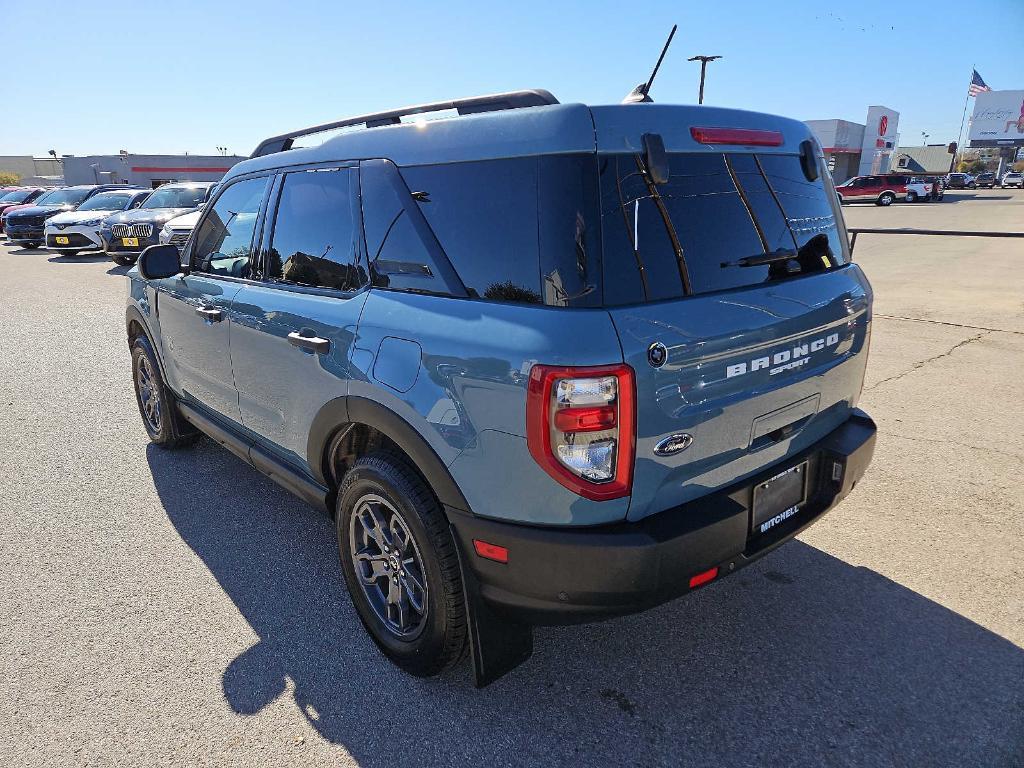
{"left": 687, "top": 55, "right": 722, "bottom": 104}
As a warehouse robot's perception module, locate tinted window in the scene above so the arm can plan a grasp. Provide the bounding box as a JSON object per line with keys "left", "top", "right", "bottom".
{"left": 397, "top": 156, "right": 600, "bottom": 306}
{"left": 191, "top": 177, "right": 268, "bottom": 278}
{"left": 360, "top": 159, "right": 465, "bottom": 297}
{"left": 267, "top": 168, "right": 364, "bottom": 291}
{"left": 600, "top": 152, "right": 848, "bottom": 305}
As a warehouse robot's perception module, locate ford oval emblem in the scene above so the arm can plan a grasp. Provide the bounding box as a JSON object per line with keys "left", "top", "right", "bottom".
{"left": 647, "top": 341, "right": 668, "bottom": 368}
{"left": 654, "top": 433, "right": 694, "bottom": 456}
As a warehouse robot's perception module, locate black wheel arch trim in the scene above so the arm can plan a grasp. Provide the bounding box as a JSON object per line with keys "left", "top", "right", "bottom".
{"left": 125, "top": 304, "right": 170, "bottom": 382}
{"left": 307, "top": 395, "right": 471, "bottom": 514}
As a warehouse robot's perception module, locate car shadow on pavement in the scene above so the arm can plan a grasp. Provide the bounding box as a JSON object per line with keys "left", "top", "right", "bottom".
{"left": 147, "top": 441, "right": 1023, "bottom": 767}
{"left": 47, "top": 254, "right": 110, "bottom": 264}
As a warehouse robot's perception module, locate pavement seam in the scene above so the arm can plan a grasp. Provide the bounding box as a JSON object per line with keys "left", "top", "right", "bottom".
{"left": 879, "top": 431, "right": 1023, "bottom": 461}
{"left": 875, "top": 314, "right": 1024, "bottom": 337}
{"left": 866, "top": 331, "right": 990, "bottom": 391}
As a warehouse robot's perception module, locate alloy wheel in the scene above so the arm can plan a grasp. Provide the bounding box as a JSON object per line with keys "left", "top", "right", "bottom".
{"left": 348, "top": 493, "right": 428, "bottom": 639}
{"left": 136, "top": 355, "right": 163, "bottom": 434}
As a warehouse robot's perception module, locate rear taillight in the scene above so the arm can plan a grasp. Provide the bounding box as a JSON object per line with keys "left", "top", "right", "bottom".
{"left": 526, "top": 364, "right": 635, "bottom": 501}
{"left": 690, "top": 127, "right": 784, "bottom": 146}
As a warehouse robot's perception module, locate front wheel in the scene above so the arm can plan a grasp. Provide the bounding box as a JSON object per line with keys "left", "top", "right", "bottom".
{"left": 337, "top": 453, "right": 467, "bottom": 677}
{"left": 111, "top": 254, "right": 134, "bottom": 266}
{"left": 130, "top": 335, "right": 198, "bottom": 448}
{"left": 877, "top": 192, "right": 895, "bottom": 206}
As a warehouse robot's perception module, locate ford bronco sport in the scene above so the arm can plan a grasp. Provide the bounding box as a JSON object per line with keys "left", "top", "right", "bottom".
{"left": 126, "top": 90, "right": 876, "bottom": 686}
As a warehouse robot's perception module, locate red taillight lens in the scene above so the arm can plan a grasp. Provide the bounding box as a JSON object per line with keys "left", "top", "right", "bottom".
{"left": 526, "top": 364, "right": 635, "bottom": 501}
{"left": 552, "top": 406, "right": 617, "bottom": 433}
{"left": 690, "top": 127, "right": 784, "bottom": 146}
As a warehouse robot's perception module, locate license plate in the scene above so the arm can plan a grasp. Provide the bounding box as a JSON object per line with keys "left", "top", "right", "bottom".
{"left": 752, "top": 462, "right": 808, "bottom": 535}
{"left": 122, "top": 237, "right": 139, "bottom": 247}
{"left": 55, "top": 236, "right": 69, "bottom": 245}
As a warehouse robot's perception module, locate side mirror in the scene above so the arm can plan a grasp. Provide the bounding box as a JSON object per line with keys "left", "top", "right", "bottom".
{"left": 642, "top": 133, "right": 670, "bottom": 184}
{"left": 138, "top": 244, "right": 185, "bottom": 279}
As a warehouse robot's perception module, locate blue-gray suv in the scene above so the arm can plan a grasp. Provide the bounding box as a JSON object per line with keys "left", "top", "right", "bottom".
{"left": 126, "top": 90, "right": 876, "bottom": 686}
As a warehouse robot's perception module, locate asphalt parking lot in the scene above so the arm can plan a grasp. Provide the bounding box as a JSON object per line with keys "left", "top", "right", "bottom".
{"left": 1, "top": 189, "right": 1022, "bottom": 767}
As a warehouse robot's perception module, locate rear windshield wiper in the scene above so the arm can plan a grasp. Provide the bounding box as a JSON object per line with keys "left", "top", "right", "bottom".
{"left": 720, "top": 248, "right": 797, "bottom": 268}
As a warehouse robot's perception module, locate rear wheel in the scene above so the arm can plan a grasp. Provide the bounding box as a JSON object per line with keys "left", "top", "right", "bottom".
{"left": 130, "top": 335, "right": 198, "bottom": 448}
{"left": 877, "top": 192, "right": 895, "bottom": 206}
{"left": 337, "top": 453, "right": 467, "bottom": 677}
{"left": 905, "top": 191, "right": 918, "bottom": 203}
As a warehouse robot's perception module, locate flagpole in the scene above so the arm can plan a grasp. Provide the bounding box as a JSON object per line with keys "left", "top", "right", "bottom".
{"left": 955, "top": 65, "right": 974, "bottom": 165}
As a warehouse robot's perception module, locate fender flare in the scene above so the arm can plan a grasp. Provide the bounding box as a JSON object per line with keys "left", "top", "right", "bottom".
{"left": 125, "top": 303, "right": 170, "bottom": 381}
{"left": 307, "top": 395, "right": 471, "bottom": 513}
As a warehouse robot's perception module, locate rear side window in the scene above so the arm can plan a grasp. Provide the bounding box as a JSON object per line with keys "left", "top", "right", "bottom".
{"left": 362, "top": 156, "right": 600, "bottom": 307}
{"left": 360, "top": 159, "right": 466, "bottom": 297}
{"left": 600, "top": 152, "right": 849, "bottom": 305}
{"left": 266, "top": 168, "right": 365, "bottom": 292}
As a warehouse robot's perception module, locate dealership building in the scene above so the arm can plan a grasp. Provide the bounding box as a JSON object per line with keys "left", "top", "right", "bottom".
{"left": 60, "top": 153, "right": 247, "bottom": 188}
{"left": 805, "top": 106, "right": 901, "bottom": 183}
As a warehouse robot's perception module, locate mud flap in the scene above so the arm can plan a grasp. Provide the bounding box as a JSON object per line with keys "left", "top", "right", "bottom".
{"left": 452, "top": 526, "right": 533, "bottom": 687}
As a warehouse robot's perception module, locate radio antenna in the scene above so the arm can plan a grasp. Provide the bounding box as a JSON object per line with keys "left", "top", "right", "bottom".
{"left": 622, "top": 24, "right": 678, "bottom": 104}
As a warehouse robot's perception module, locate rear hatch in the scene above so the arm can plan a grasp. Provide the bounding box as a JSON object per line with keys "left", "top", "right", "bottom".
{"left": 591, "top": 105, "right": 872, "bottom": 521}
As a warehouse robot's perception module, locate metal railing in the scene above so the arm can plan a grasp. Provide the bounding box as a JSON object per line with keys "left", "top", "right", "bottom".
{"left": 847, "top": 227, "right": 1024, "bottom": 253}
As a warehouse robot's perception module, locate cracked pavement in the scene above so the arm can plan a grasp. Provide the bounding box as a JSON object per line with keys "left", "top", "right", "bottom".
{"left": 0, "top": 189, "right": 1022, "bottom": 767}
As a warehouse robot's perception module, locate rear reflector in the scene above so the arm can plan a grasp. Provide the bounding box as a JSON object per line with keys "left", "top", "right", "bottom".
{"left": 473, "top": 539, "right": 509, "bottom": 564}
{"left": 690, "top": 127, "right": 784, "bottom": 147}
{"left": 552, "top": 405, "right": 617, "bottom": 433}
{"left": 689, "top": 566, "right": 719, "bottom": 589}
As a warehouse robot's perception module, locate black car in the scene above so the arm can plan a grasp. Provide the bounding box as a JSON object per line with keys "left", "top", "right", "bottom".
{"left": 945, "top": 173, "right": 976, "bottom": 190}
{"left": 975, "top": 172, "right": 996, "bottom": 189}
{"left": 3, "top": 185, "right": 140, "bottom": 248}
{"left": 0, "top": 187, "right": 49, "bottom": 232}
{"left": 101, "top": 182, "right": 217, "bottom": 265}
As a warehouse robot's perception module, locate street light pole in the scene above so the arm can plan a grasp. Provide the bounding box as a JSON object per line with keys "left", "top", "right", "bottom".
{"left": 687, "top": 55, "right": 722, "bottom": 104}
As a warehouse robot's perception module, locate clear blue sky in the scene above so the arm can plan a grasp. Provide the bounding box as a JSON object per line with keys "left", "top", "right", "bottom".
{"left": 4, "top": 0, "right": 1021, "bottom": 157}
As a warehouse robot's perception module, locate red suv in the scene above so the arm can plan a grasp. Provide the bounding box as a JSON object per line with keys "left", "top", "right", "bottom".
{"left": 835, "top": 175, "right": 930, "bottom": 206}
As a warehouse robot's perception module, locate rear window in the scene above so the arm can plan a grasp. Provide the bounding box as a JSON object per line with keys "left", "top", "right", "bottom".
{"left": 599, "top": 152, "right": 849, "bottom": 305}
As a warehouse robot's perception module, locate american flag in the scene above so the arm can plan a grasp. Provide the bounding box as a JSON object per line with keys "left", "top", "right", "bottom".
{"left": 969, "top": 70, "right": 991, "bottom": 97}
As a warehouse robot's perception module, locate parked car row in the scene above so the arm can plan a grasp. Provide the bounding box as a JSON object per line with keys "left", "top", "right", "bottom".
{"left": 0, "top": 181, "right": 214, "bottom": 261}
{"left": 946, "top": 171, "right": 1023, "bottom": 189}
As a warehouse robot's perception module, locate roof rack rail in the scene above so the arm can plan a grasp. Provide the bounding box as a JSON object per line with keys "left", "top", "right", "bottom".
{"left": 251, "top": 89, "right": 559, "bottom": 158}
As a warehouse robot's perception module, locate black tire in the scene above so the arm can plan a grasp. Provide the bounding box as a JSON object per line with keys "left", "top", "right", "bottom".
{"left": 130, "top": 335, "right": 198, "bottom": 448}
{"left": 905, "top": 191, "right": 918, "bottom": 203}
{"left": 337, "top": 453, "right": 467, "bottom": 677}
{"left": 112, "top": 254, "right": 134, "bottom": 266}
{"left": 877, "top": 192, "right": 895, "bottom": 206}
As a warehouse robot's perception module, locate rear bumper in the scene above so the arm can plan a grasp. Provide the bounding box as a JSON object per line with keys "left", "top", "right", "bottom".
{"left": 449, "top": 409, "right": 876, "bottom": 625}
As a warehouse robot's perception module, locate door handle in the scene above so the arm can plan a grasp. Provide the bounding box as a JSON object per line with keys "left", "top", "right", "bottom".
{"left": 288, "top": 331, "right": 331, "bottom": 354}
{"left": 195, "top": 306, "right": 223, "bottom": 322}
